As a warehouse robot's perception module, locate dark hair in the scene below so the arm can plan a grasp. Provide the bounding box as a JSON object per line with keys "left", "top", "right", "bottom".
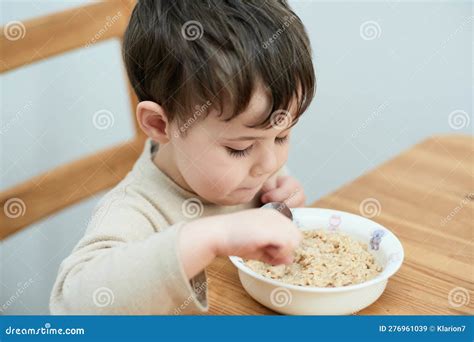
{"left": 123, "top": 0, "right": 315, "bottom": 132}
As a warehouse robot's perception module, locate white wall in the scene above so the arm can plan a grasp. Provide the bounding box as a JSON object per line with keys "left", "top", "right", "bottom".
{"left": 1, "top": 0, "right": 472, "bottom": 314}
{"left": 288, "top": 0, "right": 472, "bottom": 199}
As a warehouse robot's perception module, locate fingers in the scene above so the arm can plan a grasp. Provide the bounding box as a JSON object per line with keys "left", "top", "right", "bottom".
{"left": 261, "top": 253, "right": 294, "bottom": 266}
{"left": 264, "top": 245, "right": 295, "bottom": 265}
{"left": 261, "top": 176, "right": 305, "bottom": 207}
{"left": 261, "top": 176, "right": 292, "bottom": 203}
{"left": 260, "top": 225, "right": 302, "bottom": 265}
{"left": 245, "top": 247, "right": 292, "bottom": 265}
{"left": 284, "top": 189, "right": 306, "bottom": 207}
{"left": 233, "top": 208, "right": 303, "bottom": 265}
{"left": 261, "top": 177, "right": 277, "bottom": 192}
{"left": 264, "top": 210, "right": 303, "bottom": 247}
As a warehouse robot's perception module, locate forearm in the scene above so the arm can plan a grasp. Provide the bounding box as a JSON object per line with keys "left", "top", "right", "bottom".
{"left": 178, "top": 216, "right": 224, "bottom": 279}
{"left": 50, "top": 225, "right": 206, "bottom": 314}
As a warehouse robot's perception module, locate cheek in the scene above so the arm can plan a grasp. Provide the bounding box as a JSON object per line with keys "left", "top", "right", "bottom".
{"left": 174, "top": 139, "right": 246, "bottom": 196}
{"left": 279, "top": 145, "right": 290, "bottom": 165}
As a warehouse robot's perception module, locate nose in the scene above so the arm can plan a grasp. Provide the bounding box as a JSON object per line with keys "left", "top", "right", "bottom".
{"left": 250, "top": 147, "right": 277, "bottom": 177}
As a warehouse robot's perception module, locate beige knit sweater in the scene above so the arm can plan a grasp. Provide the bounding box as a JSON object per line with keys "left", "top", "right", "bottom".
{"left": 49, "top": 138, "right": 288, "bottom": 315}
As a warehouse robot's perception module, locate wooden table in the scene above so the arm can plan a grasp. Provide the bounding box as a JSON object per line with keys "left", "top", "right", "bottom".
{"left": 206, "top": 134, "right": 473, "bottom": 315}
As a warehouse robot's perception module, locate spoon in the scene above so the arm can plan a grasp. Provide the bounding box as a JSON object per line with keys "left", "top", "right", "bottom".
{"left": 261, "top": 201, "right": 294, "bottom": 221}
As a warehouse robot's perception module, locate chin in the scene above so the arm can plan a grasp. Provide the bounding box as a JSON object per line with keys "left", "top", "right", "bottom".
{"left": 214, "top": 197, "right": 244, "bottom": 206}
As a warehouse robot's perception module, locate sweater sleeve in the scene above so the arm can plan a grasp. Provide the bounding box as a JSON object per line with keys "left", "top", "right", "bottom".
{"left": 49, "top": 193, "right": 209, "bottom": 315}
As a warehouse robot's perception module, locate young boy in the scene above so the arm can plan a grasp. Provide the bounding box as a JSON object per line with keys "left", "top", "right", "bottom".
{"left": 50, "top": 0, "right": 315, "bottom": 314}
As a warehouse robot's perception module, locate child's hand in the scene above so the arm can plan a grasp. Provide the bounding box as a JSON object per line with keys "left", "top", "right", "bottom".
{"left": 260, "top": 175, "right": 306, "bottom": 208}
{"left": 216, "top": 208, "right": 302, "bottom": 265}
{"left": 179, "top": 209, "right": 302, "bottom": 279}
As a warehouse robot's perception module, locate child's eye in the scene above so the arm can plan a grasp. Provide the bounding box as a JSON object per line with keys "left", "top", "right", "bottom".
{"left": 225, "top": 145, "right": 253, "bottom": 158}
{"left": 275, "top": 135, "right": 289, "bottom": 145}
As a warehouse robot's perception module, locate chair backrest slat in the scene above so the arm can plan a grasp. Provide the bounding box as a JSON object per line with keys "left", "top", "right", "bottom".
{"left": 0, "top": 1, "right": 134, "bottom": 73}
{"left": 0, "top": 0, "right": 146, "bottom": 240}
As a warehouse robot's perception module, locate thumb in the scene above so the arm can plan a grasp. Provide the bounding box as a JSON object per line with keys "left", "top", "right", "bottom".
{"left": 261, "top": 177, "right": 277, "bottom": 192}
{"left": 265, "top": 245, "right": 294, "bottom": 264}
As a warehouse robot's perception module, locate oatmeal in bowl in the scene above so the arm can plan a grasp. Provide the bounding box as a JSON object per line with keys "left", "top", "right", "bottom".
{"left": 245, "top": 230, "right": 384, "bottom": 288}
{"left": 229, "top": 208, "right": 404, "bottom": 315}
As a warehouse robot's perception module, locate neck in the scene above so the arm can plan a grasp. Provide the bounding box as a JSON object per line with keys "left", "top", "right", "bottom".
{"left": 152, "top": 143, "right": 195, "bottom": 194}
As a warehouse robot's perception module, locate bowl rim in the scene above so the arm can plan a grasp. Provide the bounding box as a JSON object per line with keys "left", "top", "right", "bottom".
{"left": 229, "top": 207, "right": 404, "bottom": 293}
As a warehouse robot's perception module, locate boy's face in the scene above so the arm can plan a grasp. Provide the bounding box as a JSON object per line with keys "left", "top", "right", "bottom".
{"left": 168, "top": 86, "right": 295, "bottom": 206}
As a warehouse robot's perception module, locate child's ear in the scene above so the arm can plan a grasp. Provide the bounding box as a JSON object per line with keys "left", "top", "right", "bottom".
{"left": 136, "top": 101, "right": 171, "bottom": 144}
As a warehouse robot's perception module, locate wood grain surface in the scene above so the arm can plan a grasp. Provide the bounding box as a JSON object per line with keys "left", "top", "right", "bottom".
{"left": 205, "top": 134, "right": 473, "bottom": 315}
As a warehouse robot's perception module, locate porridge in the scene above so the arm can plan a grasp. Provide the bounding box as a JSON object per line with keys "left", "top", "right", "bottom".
{"left": 245, "top": 230, "right": 383, "bottom": 287}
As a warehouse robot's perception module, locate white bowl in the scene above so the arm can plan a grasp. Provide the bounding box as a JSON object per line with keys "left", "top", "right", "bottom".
{"left": 229, "top": 208, "right": 404, "bottom": 315}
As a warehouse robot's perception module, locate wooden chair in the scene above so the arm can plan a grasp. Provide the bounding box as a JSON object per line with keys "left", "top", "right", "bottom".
{"left": 0, "top": 0, "right": 146, "bottom": 240}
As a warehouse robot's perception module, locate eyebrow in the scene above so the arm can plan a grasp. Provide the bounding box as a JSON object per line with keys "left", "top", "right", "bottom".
{"left": 223, "top": 128, "right": 292, "bottom": 141}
